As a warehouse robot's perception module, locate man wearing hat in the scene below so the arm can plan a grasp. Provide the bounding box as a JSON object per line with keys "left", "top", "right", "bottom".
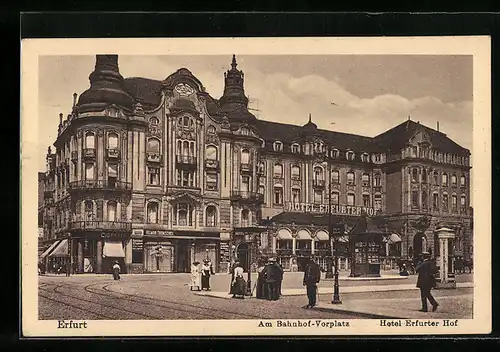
{"left": 415, "top": 251, "right": 439, "bottom": 312}
{"left": 303, "top": 256, "right": 321, "bottom": 308}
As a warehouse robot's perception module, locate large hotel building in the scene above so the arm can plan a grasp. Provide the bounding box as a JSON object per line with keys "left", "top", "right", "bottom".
{"left": 38, "top": 55, "right": 473, "bottom": 274}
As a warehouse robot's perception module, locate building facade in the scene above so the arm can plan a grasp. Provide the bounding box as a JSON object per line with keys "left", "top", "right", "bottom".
{"left": 38, "top": 54, "right": 473, "bottom": 274}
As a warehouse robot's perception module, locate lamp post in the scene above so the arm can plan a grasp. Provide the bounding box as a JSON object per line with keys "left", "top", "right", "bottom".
{"left": 245, "top": 233, "right": 253, "bottom": 296}
{"left": 205, "top": 248, "right": 210, "bottom": 261}
{"left": 325, "top": 161, "right": 334, "bottom": 279}
{"left": 327, "top": 160, "right": 341, "bottom": 304}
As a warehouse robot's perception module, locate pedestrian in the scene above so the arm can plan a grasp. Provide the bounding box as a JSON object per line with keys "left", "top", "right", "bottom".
{"left": 112, "top": 260, "right": 121, "bottom": 280}
{"left": 415, "top": 251, "right": 439, "bottom": 312}
{"left": 303, "top": 256, "right": 321, "bottom": 308}
{"left": 201, "top": 259, "right": 212, "bottom": 291}
{"left": 65, "top": 261, "right": 71, "bottom": 277}
{"left": 261, "top": 258, "right": 279, "bottom": 300}
{"left": 256, "top": 258, "right": 267, "bottom": 299}
{"left": 274, "top": 259, "right": 284, "bottom": 298}
{"left": 399, "top": 263, "right": 409, "bottom": 276}
{"left": 231, "top": 261, "right": 246, "bottom": 299}
{"left": 190, "top": 261, "right": 201, "bottom": 291}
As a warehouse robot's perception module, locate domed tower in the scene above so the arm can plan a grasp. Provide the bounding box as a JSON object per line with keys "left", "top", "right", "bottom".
{"left": 219, "top": 55, "right": 257, "bottom": 126}
{"left": 76, "top": 55, "right": 135, "bottom": 113}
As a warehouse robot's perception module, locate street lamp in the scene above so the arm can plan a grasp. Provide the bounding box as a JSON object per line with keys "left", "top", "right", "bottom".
{"left": 244, "top": 233, "right": 253, "bottom": 296}
{"left": 327, "top": 155, "right": 342, "bottom": 304}
{"left": 205, "top": 248, "right": 210, "bottom": 261}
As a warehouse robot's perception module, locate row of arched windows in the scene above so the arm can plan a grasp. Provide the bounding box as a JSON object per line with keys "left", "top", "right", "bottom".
{"left": 271, "top": 141, "right": 376, "bottom": 162}
{"left": 411, "top": 168, "right": 467, "bottom": 187}
{"left": 82, "top": 200, "right": 118, "bottom": 221}
{"left": 145, "top": 202, "right": 220, "bottom": 227}
{"left": 84, "top": 131, "right": 119, "bottom": 149}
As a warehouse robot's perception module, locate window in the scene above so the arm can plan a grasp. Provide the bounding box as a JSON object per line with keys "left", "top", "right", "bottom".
{"left": 346, "top": 151, "right": 355, "bottom": 161}
{"left": 84, "top": 200, "right": 94, "bottom": 220}
{"left": 240, "top": 127, "right": 250, "bottom": 135}
{"left": 173, "top": 204, "right": 192, "bottom": 226}
{"left": 177, "top": 169, "right": 195, "bottom": 187}
{"left": 347, "top": 171, "right": 355, "bottom": 185}
{"left": 451, "top": 174, "right": 457, "bottom": 186}
{"left": 258, "top": 161, "right": 265, "bottom": 174}
{"left": 147, "top": 138, "right": 160, "bottom": 154}
{"left": 149, "top": 117, "right": 159, "bottom": 126}
{"left": 374, "top": 194, "right": 382, "bottom": 211}
{"left": 314, "top": 190, "right": 322, "bottom": 204}
{"left": 241, "top": 209, "right": 250, "bottom": 227}
{"left": 178, "top": 116, "right": 192, "bottom": 128}
{"left": 331, "top": 149, "right": 339, "bottom": 159}
{"left": 361, "top": 153, "right": 369, "bottom": 162}
{"left": 442, "top": 194, "right": 449, "bottom": 211}
{"left": 274, "top": 186, "right": 283, "bottom": 205}
{"left": 132, "top": 241, "right": 143, "bottom": 264}
{"left": 422, "top": 169, "right": 427, "bottom": 183}
{"left": 313, "top": 166, "right": 324, "bottom": 181}
{"left": 432, "top": 193, "right": 439, "bottom": 211}
{"left": 108, "top": 163, "right": 118, "bottom": 187}
{"left": 148, "top": 167, "right": 160, "bottom": 185}
{"left": 291, "top": 165, "right": 301, "bottom": 179}
{"left": 85, "top": 132, "right": 95, "bottom": 149}
{"left": 241, "top": 149, "right": 250, "bottom": 164}
{"left": 331, "top": 170, "right": 340, "bottom": 184}
{"left": 362, "top": 194, "right": 370, "bottom": 207}
{"left": 347, "top": 193, "right": 355, "bottom": 206}
{"left": 108, "top": 133, "right": 118, "bottom": 149}
{"left": 273, "top": 141, "right": 283, "bottom": 152}
{"left": 451, "top": 195, "right": 457, "bottom": 212}
{"left": 274, "top": 163, "right": 283, "bottom": 178}
{"left": 332, "top": 192, "right": 340, "bottom": 205}
{"left": 411, "top": 168, "right": 418, "bottom": 182}
{"left": 207, "top": 125, "right": 216, "bottom": 134}
{"left": 292, "top": 187, "right": 301, "bottom": 203}
{"left": 412, "top": 191, "right": 419, "bottom": 208}
{"left": 291, "top": 143, "right": 300, "bottom": 153}
{"left": 460, "top": 195, "right": 466, "bottom": 211}
{"left": 85, "top": 163, "right": 94, "bottom": 180}
{"left": 460, "top": 175, "right": 466, "bottom": 186}
{"left": 107, "top": 201, "right": 117, "bottom": 222}
{"left": 147, "top": 202, "right": 159, "bottom": 224}
{"left": 422, "top": 192, "right": 428, "bottom": 208}
{"left": 205, "top": 145, "right": 218, "bottom": 161}
{"left": 442, "top": 173, "right": 448, "bottom": 186}
{"left": 206, "top": 206, "right": 217, "bottom": 227}
{"left": 362, "top": 173, "right": 370, "bottom": 186}
{"left": 206, "top": 173, "right": 218, "bottom": 191}
{"left": 241, "top": 175, "right": 250, "bottom": 192}
{"left": 374, "top": 154, "right": 381, "bottom": 162}
{"left": 374, "top": 173, "right": 381, "bottom": 187}
{"left": 258, "top": 185, "right": 265, "bottom": 198}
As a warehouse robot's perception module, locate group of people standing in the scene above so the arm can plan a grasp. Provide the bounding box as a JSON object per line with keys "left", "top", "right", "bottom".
{"left": 255, "top": 258, "right": 284, "bottom": 300}
{"left": 190, "top": 259, "right": 215, "bottom": 291}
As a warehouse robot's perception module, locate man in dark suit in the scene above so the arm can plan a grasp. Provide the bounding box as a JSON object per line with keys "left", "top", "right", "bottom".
{"left": 303, "top": 257, "right": 321, "bottom": 308}
{"left": 415, "top": 251, "right": 439, "bottom": 312}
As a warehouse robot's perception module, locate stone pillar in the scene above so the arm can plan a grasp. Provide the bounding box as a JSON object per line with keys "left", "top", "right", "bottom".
{"left": 292, "top": 236, "right": 297, "bottom": 255}
{"left": 311, "top": 239, "right": 315, "bottom": 255}
{"left": 77, "top": 240, "right": 84, "bottom": 273}
{"left": 125, "top": 239, "right": 132, "bottom": 273}
{"left": 385, "top": 242, "right": 389, "bottom": 257}
{"left": 435, "top": 226, "right": 456, "bottom": 289}
{"left": 96, "top": 240, "right": 103, "bottom": 273}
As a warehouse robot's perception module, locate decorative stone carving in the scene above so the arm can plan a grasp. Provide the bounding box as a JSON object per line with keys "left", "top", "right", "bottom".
{"left": 133, "top": 102, "right": 145, "bottom": 115}
{"left": 174, "top": 83, "right": 195, "bottom": 97}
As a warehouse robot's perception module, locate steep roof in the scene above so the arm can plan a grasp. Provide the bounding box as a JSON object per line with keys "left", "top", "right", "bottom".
{"left": 373, "top": 120, "right": 470, "bottom": 155}
{"left": 123, "top": 77, "right": 163, "bottom": 110}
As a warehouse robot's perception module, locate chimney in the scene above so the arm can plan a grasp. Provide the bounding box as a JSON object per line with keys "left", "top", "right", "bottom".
{"left": 437, "top": 121, "right": 440, "bottom": 132}
{"left": 73, "top": 93, "right": 77, "bottom": 107}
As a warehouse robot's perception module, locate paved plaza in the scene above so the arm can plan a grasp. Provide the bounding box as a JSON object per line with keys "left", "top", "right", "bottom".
{"left": 38, "top": 271, "right": 473, "bottom": 320}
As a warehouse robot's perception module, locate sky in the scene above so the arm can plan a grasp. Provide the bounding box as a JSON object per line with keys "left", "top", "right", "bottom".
{"left": 38, "top": 55, "right": 473, "bottom": 172}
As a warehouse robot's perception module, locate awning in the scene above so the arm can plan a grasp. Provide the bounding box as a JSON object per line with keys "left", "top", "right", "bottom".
{"left": 296, "top": 229, "right": 312, "bottom": 240}
{"left": 387, "top": 233, "right": 402, "bottom": 244}
{"left": 40, "top": 240, "right": 61, "bottom": 259}
{"left": 314, "top": 230, "right": 329, "bottom": 241}
{"left": 103, "top": 241, "right": 125, "bottom": 258}
{"left": 48, "top": 239, "right": 69, "bottom": 258}
{"left": 276, "top": 228, "right": 293, "bottom": 240}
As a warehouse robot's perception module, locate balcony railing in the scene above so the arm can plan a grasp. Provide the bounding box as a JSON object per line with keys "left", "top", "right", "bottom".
{"left": 230, "top": 191, "right": 264, "bottom": 203}
{"left": 176, "top": 155, "right": 197, "bottom": 166}
{"left": 205, "top": 159, "right": 219, "bottom": 170}
{"left": 240, "top": 163, "right": 253, "bottom": 173}
{"left": 71, "top": 151, "right": 78, "bottom": 162}
{"left": 69, "top": 180, "right": 132, "bottom": 191}
{"left": 313, "top": 179, "right": 325, "bottom": 188}
{"left": 106, "top": 148, "right": 120, "bottom": 159}
{"left": 295, "top": 248, "right": 312, "bottom": 256}
{"left": 83, "top": 148, "right": 96, "bottom": 159}
{"left": 69, "top": 221, "right": 132, "bottom": 232}
{"left": 147, "top": 153, "right": 163, "bottom": 163}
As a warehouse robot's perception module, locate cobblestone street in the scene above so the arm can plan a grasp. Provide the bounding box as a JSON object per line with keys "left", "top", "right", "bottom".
{"left": 38, "top": 272, "right": 473, "bottom": 320}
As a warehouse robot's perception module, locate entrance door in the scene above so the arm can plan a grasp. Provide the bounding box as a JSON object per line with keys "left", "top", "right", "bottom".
{"left": 176, "top": 242, "right": 190, "bottom": 273}
{"left": 237, "top": 243, "right": 249, "bottom": 272}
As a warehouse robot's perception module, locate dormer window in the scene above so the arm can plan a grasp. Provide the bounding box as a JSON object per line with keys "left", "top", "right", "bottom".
{"left": 178, "top": 116, "right": 193, "bottom": 128}
{"left": 361, "top": 153, "right": 369, "bottom": 163}
{"left": 374, "top": 154, "right": 381, "bottom": 162}
{"left": 331, "top": 149, "right": 339, "bottom": 159}
{"left": 291, "top": 143, "right": 300, "bottom": 154}
{"left": 207, "top": 125, "right": 216, "bottom": 134}
{"left": 273, "top": 141, "right": 283, "bottom": 152}
{"left": 346, "top": 151, "right": 355, "bottom": 161}
{"left": 149, "top": 117, "right": 159, "bottom": 126}
{"left": 240, "top": 127, "right": 250, "bottom": 136}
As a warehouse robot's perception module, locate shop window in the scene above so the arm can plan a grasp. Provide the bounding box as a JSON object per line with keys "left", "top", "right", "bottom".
{"left": 362, "top": 173, "right": 370, "bottom": 186}
{"left": 347, "top": 193, "right": 355, "bottom": 206}
{"left": 107, "top": 201, "right": 117, "bottom": 222}
{"left": 108, "top": 132, "right": 118, "bottom": 149}
{"left": 85, "top": 132, "right": 95, "bottom": 149}
{"left": 206, "top": 173, "right": 218, "bottom": 191}
{"left": 362, "top": 194, "right": 370, "bottom": 208}
{"left": 291, "top": 165, "right": 301, "bottom": 179}
{"left": 274, "top": 186, "right": 283, "bottom": 205}
{"left": 132, "top": 242, "right": 143, "bottom": 264}
{"left": 173, "top": 203, "right": 193, "bottom": 226}
{"left": 274, "top": 163, "right": 283, "bottom": 178}
{"left": 346, "top": 171, "right": 355, "bottom": 185}
{"left": 331, "top": 170, "right": 340, "bottom": 184}
{"left": 206, "top": 206, "right": 217, "bottom": 227}
{"left": 147, "top": 202, "right": 159, "bottom": 224}
{"left": 148, "top": 167, "right": 160, "bottom": 186}
{"left": 206, "top": 145, "right": 218, "bottom": 160}
{"left": 292, "top": 187, "right": 301, "bottom": 203}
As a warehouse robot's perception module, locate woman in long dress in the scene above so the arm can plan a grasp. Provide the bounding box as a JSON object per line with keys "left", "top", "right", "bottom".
{"left": 231, "top": 261, "right": 246, "bottom": 299}
{"left": 112, "top": 261, "right": 121, "bottom": 280}
{"left": 190, "top": 261, "right": 201, "bottom": 291}
{"left": 201, "top": 260, "right": 212, "bottom": 291}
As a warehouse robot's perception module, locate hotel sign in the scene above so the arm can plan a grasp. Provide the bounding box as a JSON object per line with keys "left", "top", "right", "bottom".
{"left": 286, "top": 202, "right": 376, "bottom": 217}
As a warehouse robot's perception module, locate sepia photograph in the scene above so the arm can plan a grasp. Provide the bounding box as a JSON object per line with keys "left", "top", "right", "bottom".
{"left": 21, "top": 37, "right": 491, "bottom": 336}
